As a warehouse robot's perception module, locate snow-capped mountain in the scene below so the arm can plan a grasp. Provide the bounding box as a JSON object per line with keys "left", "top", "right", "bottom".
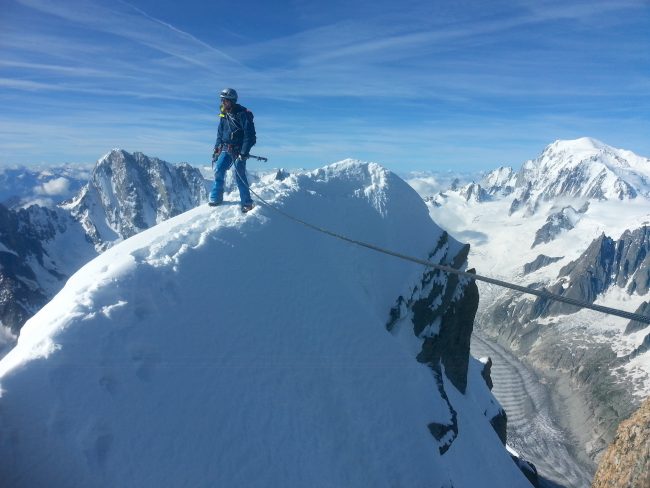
{"left": 458, "top": 182, "right": 491, "bottom": 203}
{"left": 415, "top": 137, "right": 650, "bottom": 468}
{"left": 66, "top": 149, "right": 208, "bottom": 250}
{"left": 480, "top": 137, "right": 650, "bottom": 215}
{"left": 0, "top": 150, "right": 209, "bottom": 354}
{"left": 0, "top": 161, "right": 533, "bottom": 488}
{"left": 482, "top": 166, "right": 516, "bottom": 197}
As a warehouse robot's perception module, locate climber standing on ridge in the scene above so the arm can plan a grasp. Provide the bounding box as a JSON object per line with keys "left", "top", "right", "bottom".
{"left": 209, "top": 88, "right": 257, "bottom": 212}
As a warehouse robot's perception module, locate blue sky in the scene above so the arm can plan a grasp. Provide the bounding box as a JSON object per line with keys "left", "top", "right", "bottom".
{"left": 1, "top": 0, "right": 649, "bottom": 173}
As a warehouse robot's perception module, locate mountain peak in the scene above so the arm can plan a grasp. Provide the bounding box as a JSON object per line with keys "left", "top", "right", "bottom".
{"left": 69, "top": 149, "right": 208, "bottom": 247}
{"left": 0, "top": 161, "right": 531, "bottom": 487}
{"left": 509, "top": 137, "right": 650, "bottom": 209}
{"left": 99, "top": 148, "right": 129, "bottom": 163}
{"left": 550, "top": 137, "right": 609, "bottom": 153}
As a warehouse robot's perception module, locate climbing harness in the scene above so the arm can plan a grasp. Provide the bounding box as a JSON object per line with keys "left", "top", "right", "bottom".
{"left": 232, "top": 164, "right": 650, "bottom": 325}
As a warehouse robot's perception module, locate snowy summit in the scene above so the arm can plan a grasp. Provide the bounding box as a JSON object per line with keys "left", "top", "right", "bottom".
{"left": 0, "top": 161, "right": 530, "bottom": 487}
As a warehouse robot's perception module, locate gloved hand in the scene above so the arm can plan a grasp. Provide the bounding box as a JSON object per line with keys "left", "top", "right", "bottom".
{"left": 212, "top": 147, "right": 221, "bottom": 164}
{"left": 237, "top": 153, "right": 249, "bottom": 161}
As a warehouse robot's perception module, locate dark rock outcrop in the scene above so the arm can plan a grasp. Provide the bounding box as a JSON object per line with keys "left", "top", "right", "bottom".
{"left": 459, "top": 182, "right": 491, "bottom": 203}
{"left": 533, "top": 226, "right": 650, "bottom": 318}
{"left": 624, "top": 333, "right": 650, "bottom": 361}
{"left": 511, "top": 455, "right": 539, "bottom": 487}
{"left": 476, "top": 356, "right": 509, "bottom": 446}
{"left": 0, "top": 204, "right": 79, "bottom": 337}
{"left": 532, "top": 206, "right": 580, "bottom": 248}
{"left": 509, "top": 183, "right": 532, "bottom": 215}
{"left": 387, "top": 231, "right": 480, "bottom": 455}
{"left": 625, "top": 302, "right": 650, "bottom": 334}
{"left": 523, "top": 255, "right": 563, "bottom": 275}
{"left": 480, "top": 356, "right": 494, "bottom": 390}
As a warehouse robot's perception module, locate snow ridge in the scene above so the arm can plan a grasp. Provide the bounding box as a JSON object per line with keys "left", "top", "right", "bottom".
{"left": 0, "top": 160, "right": 531, "bottom": 488}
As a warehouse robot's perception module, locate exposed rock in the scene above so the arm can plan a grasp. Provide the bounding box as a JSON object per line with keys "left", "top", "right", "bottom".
{"left": 0, "top": 204, "right": 87, "bottom": 338}
{"left": 66, "top": 149, "right": 207, "bottom": 250}
{"left": 532, "top": 206, "right": 581, "bottom": 248}
{"left": 481, "top": 166, "right": 516, "bottom": 196}
{"left": 591, "top": 397, "right": 650, "bottom": 488}
{"left": 625, "top": 302, "right": 650, "bottom": 334}
{"left": 533, "top": 226, "right": 650, "bottom": 318}
{"left": 523, "top": 255, "right": 563, "bottom": 275}
{"left": 509, "top": 183, "right": 532, "bottom": 215}
{"left": 458, "top": 182, "right": 491, "bottom": 203}
{"left": 510, "top": 453, "right": 539, "bottom": 488}
{"left": 480, "top": 296, "right": 641, "bottom": 465}
{"left": 624, "top": 333, "right": 650, "bottom": 361}
{"left": 476, "top": 356, "right": 509, "bottom": 446}
{"left": 387, "top": 231, "right": 480, "bottom": 455}
{"left": 479, "top": 356, "right": 494, "bottom": 390}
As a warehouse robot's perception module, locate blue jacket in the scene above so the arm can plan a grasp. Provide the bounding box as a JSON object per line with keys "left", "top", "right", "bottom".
{"left": 215, "top": 104, "right": 256, "bottom": 156}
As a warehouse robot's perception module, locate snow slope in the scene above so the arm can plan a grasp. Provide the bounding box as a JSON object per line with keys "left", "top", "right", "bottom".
{"left": 0, "top": 161, "right": 530, "bottom": 487}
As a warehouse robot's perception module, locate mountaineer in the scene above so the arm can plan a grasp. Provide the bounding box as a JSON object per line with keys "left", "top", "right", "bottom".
{"left": 209, "top": 88, "right": 256, "bottom": 212}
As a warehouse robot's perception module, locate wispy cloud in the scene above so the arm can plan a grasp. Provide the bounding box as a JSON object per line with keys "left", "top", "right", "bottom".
{"left": 1, "top": 0, "right": 649, "bottom": 170}
{"left": 15, "top": 0, "right": 243, "bottom": 70}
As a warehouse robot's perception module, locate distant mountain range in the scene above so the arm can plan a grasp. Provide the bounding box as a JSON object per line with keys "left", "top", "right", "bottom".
{"left": 0, "top": 150, "right": 207, "bottom": 352}
{"left": 419, "top": 137, "right": 650, "bottom": 466}
{"left": 480, "top": 137, "right": 650, "bottom": 214}
{"left": 0, "top": 164, "right": 92, "bottom": 208}
{"left": 3, "top": 139, "right": 649, "bottom": 478}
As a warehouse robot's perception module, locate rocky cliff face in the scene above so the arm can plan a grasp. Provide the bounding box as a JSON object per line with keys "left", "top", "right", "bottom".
{"left": 533, "top": 226, "right": 650, "bottom": 318}
{"left": 523, "top": 255, "right": 563, "bottom": 275}
{"left": 0, "top": 204, "right": 52, "bottom": 337}
{"left": 0, "top": 204, "right": 93, "bottom": 342}
{"left": 384, "top": 231, "right": 537, "bottom": 479}
{"left": 458, "top": 182, "right": 491, "bottom": 203}
{"left": 591, "top": 397, "right": 650, "bottom": 488}
{"left": 481, "top": 166, "right": 516, "bottom": 197}
{"left": 531, "top": 205, "right": 586, "bottom": 248}
{"left": 421, "top": 137, "right": 650, "bottom": 476}
{"left": 66, "top": 150, "right": 208, "bottom": 250}
{"left": 387, "top": 232, "right": 500, "bottom": 453}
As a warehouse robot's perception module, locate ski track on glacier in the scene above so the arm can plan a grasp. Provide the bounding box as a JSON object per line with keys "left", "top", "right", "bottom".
{"left": 471, "top": 333, "right": 594, "bottom": 488}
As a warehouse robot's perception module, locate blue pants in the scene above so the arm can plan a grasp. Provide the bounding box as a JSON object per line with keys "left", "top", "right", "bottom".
{"left": 209, "top": 152, "right": 253, "bottom": 205}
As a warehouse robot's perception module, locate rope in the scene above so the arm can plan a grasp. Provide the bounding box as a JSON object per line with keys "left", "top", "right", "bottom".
{"left": 231, "top": 164, "right": 650, "bottom": 325}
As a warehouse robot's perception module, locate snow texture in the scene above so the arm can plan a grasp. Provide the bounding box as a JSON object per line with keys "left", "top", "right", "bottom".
{"left": 0, "top": 161, "right": 529, "bottom": 487}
